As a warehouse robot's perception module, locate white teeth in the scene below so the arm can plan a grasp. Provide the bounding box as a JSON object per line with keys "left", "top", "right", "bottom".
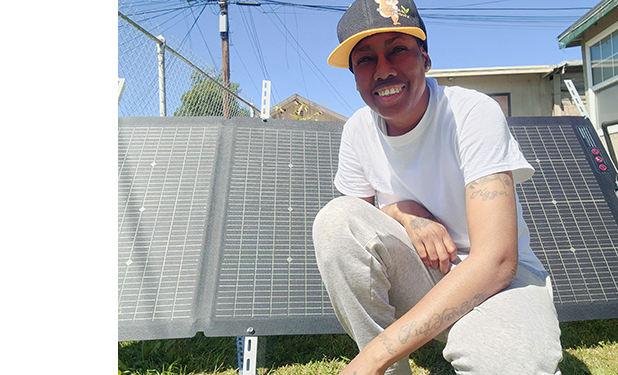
{"left": 378, "top": 87, "right": 402, "bottom": 97}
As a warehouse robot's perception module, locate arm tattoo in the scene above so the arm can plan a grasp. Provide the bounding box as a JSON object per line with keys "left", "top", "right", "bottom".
{"left": 377, "top": 332, "right": 398, "bottom": 355}
{"left": 408, "top": 213, "right": 438, "bottom": 230}
{"left": 467, "top": 174, "right": 511, "bottom": 201}
{"left": 396, "top": 293, "right": 489, "bottom": 345}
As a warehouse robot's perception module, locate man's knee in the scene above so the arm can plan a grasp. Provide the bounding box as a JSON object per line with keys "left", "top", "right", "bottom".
{"left": 443, "top": 272, "right": 563, "bottom": 374}
{"left": 314, "top": 196, "right": 369, "bottom": 227}
{"left": 313, "top": 196, "right": 373, "bottom": 244}
{"left": 312, "top": 195, "right": 387, "bottom": 274}
{"left": 444, "top": 313, "right": 562, "bottom": 374}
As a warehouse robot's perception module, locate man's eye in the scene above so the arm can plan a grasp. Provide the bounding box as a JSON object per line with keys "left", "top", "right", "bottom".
{"left": 356, "top": 56, "right": 372, "bottom": 65}
{"left": 392, "top": 46, "right": 407, "bottom": 54}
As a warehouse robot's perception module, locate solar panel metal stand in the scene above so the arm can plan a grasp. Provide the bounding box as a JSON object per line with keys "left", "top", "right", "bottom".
{"left": 236, "top": 335, "right": 258, "bottom": 375}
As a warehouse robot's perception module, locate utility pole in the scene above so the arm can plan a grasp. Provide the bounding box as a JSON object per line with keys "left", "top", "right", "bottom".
{"left": 219, "top": 0, "right": 231, "bottom": 119}
{"left": 188, "top": 0, "right": 261, "bottom": 118}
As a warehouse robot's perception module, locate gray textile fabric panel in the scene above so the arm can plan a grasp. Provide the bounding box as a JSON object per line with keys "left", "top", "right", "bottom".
{"left": 118, "top": 116, "right": 618, "bottom": 342}
{"left": 509, "top": 117, "right": 618, "bottom": 322}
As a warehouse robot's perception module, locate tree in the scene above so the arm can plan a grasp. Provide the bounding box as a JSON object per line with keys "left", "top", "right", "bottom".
{"left": 174, "top": 68, "right": 250, "bottom": 117}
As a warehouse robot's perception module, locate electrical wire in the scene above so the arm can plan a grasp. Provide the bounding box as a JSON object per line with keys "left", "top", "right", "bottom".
{"left": 187, "top": 5, "right": 219, "bottom": 68}
{"left": 262, "top": 3, "right": 355, "bottom": 113}
{"left": 238, "top": 6, "right": 271, "bottom": 81}
{"left": 294, "top": 6, "right": 309, "bottom": 99}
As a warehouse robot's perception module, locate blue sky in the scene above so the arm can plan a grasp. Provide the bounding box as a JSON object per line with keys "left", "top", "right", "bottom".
{"left": 119, "top": 0, "right": 600, "bottom": 118}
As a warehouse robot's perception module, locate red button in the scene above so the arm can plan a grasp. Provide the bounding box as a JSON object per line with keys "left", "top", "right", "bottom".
{"left": 591, "top": 148, "right": 600, "bottom": 155}
{"left": 599, "top": 164, "right": 608, "bottom": 171}
{"left": 595, "top": 156, "right": 604, "bottom": 163}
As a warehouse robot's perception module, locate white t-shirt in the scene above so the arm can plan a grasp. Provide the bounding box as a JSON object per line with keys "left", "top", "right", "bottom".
{"left": 335, "top": 78, "right": 545, "bottom": 275}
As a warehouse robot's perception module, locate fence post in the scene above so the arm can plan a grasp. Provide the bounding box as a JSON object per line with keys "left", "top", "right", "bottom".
{"left": 260, "top": 80, "right": 271, "bottom": 120}
{"left": 157, "top": 35, "right": 166, "bottom": 117}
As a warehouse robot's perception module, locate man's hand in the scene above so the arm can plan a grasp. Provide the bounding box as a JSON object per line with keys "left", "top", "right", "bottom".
{"left": 337, "top": 351, "right": 387, "bottom": 375}
{"left": 381, "top": 201, "right": 457, "bottom": 274}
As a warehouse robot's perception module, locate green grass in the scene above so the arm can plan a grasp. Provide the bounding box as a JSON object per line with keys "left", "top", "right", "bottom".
{"left": 119, "top": 319, "right": 618, "bottom": 375}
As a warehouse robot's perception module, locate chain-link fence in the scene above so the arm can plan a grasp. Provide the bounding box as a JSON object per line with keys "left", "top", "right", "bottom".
{"left": 118, "top": 11, "right": 259, "bottom": 118}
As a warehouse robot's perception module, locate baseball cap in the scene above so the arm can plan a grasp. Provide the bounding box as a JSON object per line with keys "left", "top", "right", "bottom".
{"left": 328, "top": 0, "right": 427, "bottom": 69}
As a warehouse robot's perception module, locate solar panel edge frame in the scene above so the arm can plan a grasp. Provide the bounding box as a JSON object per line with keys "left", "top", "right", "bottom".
{"left": 556, "top": 301, "right": 618, "bottom": 322}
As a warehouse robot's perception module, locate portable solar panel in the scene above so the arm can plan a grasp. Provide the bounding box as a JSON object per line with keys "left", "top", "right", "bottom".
{"left": 118, "top": 116, "right": 618, "bottom": 342}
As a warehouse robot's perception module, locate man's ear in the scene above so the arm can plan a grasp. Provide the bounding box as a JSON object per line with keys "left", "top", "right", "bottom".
{"left": 421, "top": 48, "right": 432, "bottom": 72}
{"left": 348, "top": 54, "right": 354, "bottom": 74}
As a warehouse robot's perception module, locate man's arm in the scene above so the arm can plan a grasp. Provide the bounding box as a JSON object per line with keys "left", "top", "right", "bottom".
{"left": 339, "top": 171, "right": 519, "bottom": 375}
{"left": 380, "top": 201, "right": 457, "bottom": 274}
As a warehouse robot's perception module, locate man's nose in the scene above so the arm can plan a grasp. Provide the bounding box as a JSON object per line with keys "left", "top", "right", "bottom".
{"left": 374, "top": 55, "right": 396, "bottom": 81}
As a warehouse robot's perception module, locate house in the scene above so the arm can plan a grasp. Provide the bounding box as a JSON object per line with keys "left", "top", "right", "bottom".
{"left": 270, "top": 94, "right": 348, "bottom": 122}
{"left": 558, "top": 0, "right": 618, "bottom": 131}
{"left": 558, "top": 0, "right": 618, "bottom": 164}
{"left": 426, "top": 61, "right": 585, "bottom": 118}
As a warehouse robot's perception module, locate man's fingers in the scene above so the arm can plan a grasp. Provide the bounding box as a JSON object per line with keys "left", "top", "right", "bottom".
{"left": 425, "top": 242, "right": 442, "bottom": 271}
{"left": 406, "top": 219, "right": 457, "bottom": 272}
{"left": 445, "top": 237, "right": 458, "bottom": 262}
{"left": 415, "top": 244, "right": 431, "bottom": 268}
{"left": 434, "top": 243, "right": 451, "bottom": 274}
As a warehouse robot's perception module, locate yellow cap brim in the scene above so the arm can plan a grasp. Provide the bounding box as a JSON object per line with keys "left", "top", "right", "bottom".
{"left": 327, "top": 27, "right": 426, "bottom": 69}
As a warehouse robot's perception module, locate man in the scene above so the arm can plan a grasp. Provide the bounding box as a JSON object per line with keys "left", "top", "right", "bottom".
{"left": 312, "top": 0, "right": 563, "bottom": 374}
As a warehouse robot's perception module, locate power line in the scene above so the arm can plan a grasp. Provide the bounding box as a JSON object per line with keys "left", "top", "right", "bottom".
{"left": 187, "top": 5, "right": 219, "bottom": 69}
{"left": 262, "top": 3, "right": 354, "bottom": 113}
{"left": 123, "top": 1, "right": 591, "bottom": 17}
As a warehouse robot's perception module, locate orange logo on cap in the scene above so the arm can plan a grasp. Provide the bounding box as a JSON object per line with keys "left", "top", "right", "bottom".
{"left": 375, "top": 0, "right": 400, "bottom": 25}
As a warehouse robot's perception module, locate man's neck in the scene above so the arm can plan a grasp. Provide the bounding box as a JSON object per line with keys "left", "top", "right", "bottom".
{"left": 385, "top": 84, "right": 430, "bottom": 136}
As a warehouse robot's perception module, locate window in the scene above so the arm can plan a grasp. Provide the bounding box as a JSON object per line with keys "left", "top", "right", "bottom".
{"left": 586, "top": 22, "right": 618, "bottom": 130}
{"left": 590, "top": 29, "right": 618, "bottom": 86}
{"left": 488, "top": 93, "right": 511, "bottom": 117}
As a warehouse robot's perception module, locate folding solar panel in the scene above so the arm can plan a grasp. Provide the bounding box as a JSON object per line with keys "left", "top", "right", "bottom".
{"left": 118, "top": 116, "right": 618, "bottom": 342}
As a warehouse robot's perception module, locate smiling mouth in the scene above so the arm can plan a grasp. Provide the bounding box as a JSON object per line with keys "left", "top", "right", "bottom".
{"left": 376, "top": 86, "right": 403, "bottom": 97}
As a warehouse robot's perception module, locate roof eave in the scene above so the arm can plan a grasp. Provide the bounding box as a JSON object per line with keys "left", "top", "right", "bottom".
{"left": 558, "top": 0, "right": 618, "bottom": 49}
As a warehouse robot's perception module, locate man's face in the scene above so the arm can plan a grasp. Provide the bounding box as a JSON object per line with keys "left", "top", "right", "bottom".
{"left": 350, "top": 32, "right": 430, "bottom": 132}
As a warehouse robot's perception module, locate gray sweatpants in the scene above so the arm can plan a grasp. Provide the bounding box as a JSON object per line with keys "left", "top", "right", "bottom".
{"left": 313, "top": 196, "right": 563, "bottom": 375}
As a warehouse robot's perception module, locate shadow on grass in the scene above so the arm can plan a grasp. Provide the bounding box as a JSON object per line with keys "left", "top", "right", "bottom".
{"left": 263, "top": 334, "right": 358, "bottom": 368}
{"left": 118, "top": 333, "right": 238, "bottom": 374}
{"left": 409, "top": 340, "right": 454, "bottom": 375}
{"left": 560, "top": 319, "right": 618, "bottom": 349}
{"left": 559, "top": 351, "right": 592, "bottom": 375}
{"left": 558, "top": 319, "right": 618, "bottom": 375}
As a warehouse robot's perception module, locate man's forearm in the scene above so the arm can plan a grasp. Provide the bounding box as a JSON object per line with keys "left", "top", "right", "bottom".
{"left": 357, "top": 253, "right": 515, "bottom": 373}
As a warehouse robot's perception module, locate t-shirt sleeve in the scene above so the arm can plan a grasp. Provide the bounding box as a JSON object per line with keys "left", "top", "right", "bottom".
{"left": 334, "top": 122, "right": 376, "bottom": 198}
{"left": 457, "top": 96, "right": 534, "bottom": 185}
